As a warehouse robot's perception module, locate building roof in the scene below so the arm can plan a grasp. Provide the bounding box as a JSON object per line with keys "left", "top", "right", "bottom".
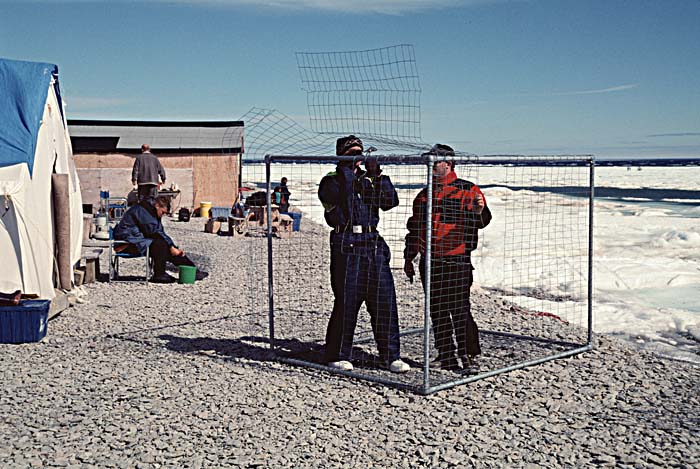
{"left": 68, "top": 119, "right": 244, "bottom": 154}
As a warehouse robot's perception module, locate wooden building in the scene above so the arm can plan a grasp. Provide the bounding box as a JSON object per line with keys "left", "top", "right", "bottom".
{"left": 68, "top": 120, "right": 244, "bottom": 212}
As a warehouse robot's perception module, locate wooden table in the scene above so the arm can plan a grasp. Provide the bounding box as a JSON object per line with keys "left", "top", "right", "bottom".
{"left": 250, "top": 205, "right": 280, "bottom": 228}
{"left": 157, "top": 190, "right": 181, "bottom": 214}
{"left": 81, "top": 240, "right": 112, "bottom": 283}
{"left": 249, "top": 205, "right": 293, "bottom": 238}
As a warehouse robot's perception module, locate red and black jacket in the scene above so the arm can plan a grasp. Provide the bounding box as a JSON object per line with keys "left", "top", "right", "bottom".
{"left": 404, "top": 171, "right": 492, "bottom": 260}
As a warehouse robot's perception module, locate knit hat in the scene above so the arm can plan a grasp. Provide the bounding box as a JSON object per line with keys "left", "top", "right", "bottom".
{"left": 427, "top": 143, "right": 455, "bottom": 156}
{"left": 426, "top": 143, "right": 456, "bottom": 169}
{"left": 336, "top": 135, "right": 363, "bottom": 156}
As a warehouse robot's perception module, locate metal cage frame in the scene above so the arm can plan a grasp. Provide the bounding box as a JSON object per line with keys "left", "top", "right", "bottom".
{"left": 259, "top": 154, "right": 595, "bottom": 394}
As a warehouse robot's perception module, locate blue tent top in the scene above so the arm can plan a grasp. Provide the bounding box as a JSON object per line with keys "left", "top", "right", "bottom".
{"left": 0, "top": 58, "right": 62, "bottom": 176}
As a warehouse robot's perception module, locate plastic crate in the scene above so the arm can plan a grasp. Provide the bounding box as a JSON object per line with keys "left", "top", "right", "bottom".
{"left": 284, "top": 212, "right": 302, "bottom": 231}
{"left": 0, "top": 300, "right": 50, "bottom": 344}
{"left": 210, "top": 206, "right": 231, "bottom": 221}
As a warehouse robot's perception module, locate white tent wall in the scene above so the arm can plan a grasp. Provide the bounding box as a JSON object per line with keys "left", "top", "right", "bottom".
{"left": 0, "top": 164, "right": 31, "bottom": 293}
{"left": 0, "top": 137, "right": 55, "bottom": 299}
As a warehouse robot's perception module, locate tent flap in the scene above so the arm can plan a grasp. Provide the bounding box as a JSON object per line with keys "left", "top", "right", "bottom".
{"left": 0, "top": 58, "right": 57, "bottom": 176}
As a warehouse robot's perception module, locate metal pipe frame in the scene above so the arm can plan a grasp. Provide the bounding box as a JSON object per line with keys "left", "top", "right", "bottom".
{"left": 276, "top": 341, "right": 592, "bottom": 395}
{"left": 424, "top": 344, "right": 593, "bottom": 395}
{"left": 266, "top": 154, "right": 597, "bottom": 167}
{"left": 354, "top": 326, "right": 584, "bottom": 351}
{"left": 593, "top": 157, "right": 700, "bottom": 167}
{"left": 265, "top": 155, "right": 276, "bottom": 351}
{"left": 262, "top": 153, "right": 596, "bottom": 394}
{"left": 422, "top": 154, "right": 435, "bottom": 393}
{"left": 587, "top": 159, "right": 595, "bottom": 346}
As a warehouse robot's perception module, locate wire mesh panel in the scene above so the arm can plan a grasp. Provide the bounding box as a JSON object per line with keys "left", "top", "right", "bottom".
{"left": 242, "top": 154, "right": 593, "bottom": 394}
{"left": 296, "top": 44, "right": 422, "bottom": 143}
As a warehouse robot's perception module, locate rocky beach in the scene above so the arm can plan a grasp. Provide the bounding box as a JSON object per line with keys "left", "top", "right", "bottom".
{"left": 1, "top": 218, "right": 698, "bottom": 468}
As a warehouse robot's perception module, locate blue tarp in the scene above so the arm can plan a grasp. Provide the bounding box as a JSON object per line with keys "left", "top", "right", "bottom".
{"left": 0, "top": 58, "right": 60, "bottom": 177}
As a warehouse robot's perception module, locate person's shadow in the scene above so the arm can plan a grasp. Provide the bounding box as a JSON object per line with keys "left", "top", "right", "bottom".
{"left": 157, "top": 334, "right": 403, "bottom": 371}
{"left": 158, "top": 334, "right": 322, "bottom": 363}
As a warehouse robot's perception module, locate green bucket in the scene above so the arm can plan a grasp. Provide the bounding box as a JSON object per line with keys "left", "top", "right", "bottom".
{"left": 179, "top": 265, "right": 197, "bottom": 284}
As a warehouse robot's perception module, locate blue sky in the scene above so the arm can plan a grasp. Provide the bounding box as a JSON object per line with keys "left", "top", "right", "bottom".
{"left": 1, "top": 0, "right": 699, "bottom": 157}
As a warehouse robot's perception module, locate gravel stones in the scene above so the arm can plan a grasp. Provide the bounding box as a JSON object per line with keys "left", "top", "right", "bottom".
{"left": 0, "top": 217, "right": 698, "bottom": 467}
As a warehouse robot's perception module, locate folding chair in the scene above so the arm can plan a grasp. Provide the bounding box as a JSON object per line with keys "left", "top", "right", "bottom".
{"left": 107, "top": 197, "right": 128, "bottom": 222}
{"left": 109, "top": 240, "right": 151, "bottom": 284}
{"left": 229, "top": 216, "right": 249, "bottom": 238}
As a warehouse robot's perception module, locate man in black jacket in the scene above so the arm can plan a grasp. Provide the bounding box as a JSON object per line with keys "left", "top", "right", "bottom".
{"left": 132, "top": 144, "right": 166, "bottom": 205}
{"left": 318, "top": 135, "right": 409, "bottom": 373}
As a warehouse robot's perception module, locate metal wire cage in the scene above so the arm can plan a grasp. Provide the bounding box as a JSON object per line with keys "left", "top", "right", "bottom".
{"left": 242, "top": 153, "right": 594, "bottom": 394}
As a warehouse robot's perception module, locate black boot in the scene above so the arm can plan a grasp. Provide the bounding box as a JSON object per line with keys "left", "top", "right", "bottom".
{"left": 150, "top": 273, "right": 177, "bottom": 284}
{"left": 195, "top": 271, "right": 209, "bottom": 281}
{"left": 431, "top": 355, "right": 460, "bottom": 372}
{"left": 460, "top": 354, "right": 480, "bottom": 374}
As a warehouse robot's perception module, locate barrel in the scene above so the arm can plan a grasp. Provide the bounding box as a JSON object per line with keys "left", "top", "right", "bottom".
{"left": 199, "top": 201, "right": 212, "bottom": 218}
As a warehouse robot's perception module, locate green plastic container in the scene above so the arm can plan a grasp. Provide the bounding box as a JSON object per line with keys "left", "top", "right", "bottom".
{"left": 179, "top": 265, "right": 197, "bottom": 284}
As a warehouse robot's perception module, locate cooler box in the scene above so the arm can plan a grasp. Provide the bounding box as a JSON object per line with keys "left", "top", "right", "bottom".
{"left": 209, "top": 206, "right": 231, "bottom": 220}
{"left": 285, "top": 212, "right": 302, "bottom": 232}
{"left": 0, "top": 300, "right": 50, "bottom": 344}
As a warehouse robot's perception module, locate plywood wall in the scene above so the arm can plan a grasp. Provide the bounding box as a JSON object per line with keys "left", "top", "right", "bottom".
{"left": 192, "top": 154, "right": 239, "bottom": 208}
{"left": 74, "top": 152, "right": 240, "bottom": 211}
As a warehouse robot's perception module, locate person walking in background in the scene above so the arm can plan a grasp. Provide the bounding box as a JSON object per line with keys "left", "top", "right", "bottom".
{"left": 318, "top": 135, "right": 410, "bottom": 373}
{"left": 132, "top": 144, "right": 166, "bottom": 205}
{"left": 277, "top": 177, "right": 291, "bottom": 212}
{"left": 404, "top": 144, "right": 492, "bottom": 371}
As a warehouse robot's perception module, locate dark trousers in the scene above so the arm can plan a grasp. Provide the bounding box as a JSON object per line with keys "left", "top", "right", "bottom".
{"left": 419, "top": 255, "right": 481, "bottom": 359}
{"left": 137, "top": 184, "right": 158, "bottom": 205}
{"left": 325, "top": 233, "right": 400, "bottom": 363}
{"left": 148, "top": 238, "right": 195, "bottom": 276}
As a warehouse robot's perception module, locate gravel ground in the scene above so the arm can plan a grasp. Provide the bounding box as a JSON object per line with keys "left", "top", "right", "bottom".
{"left": 1, "top": 217, "right": 698, "bottom": 468}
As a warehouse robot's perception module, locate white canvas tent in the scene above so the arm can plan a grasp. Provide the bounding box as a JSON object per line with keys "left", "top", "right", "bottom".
{"left": 0, "top": 58, "right": 83, "bottom": 300}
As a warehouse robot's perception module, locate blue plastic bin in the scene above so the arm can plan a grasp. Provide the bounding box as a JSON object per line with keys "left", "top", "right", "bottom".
{"left": 0, "top": 300, "right": 50, "bottom": 344}
{"left": 210, "top": 206, "right": 231, "bottom": 220}
{"left": 284, "top": 212, "right": 302, "bottom": 231}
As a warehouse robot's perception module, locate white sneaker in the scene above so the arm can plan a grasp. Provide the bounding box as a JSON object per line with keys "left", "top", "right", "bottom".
{"left": 328, "top": 360, "right": 353, "bottom": 371}
{"left": 388, "top": 359, "right": 410, "bottom": 373}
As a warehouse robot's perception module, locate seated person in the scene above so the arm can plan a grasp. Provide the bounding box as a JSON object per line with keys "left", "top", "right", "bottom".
{"left": 231, "top": 193, "right": 253, "bottom": 226}
{"left": 231, "top": 200, "right": 244, "bottom": 218}
{"left": 231, "top": 193, "right": 250, "bottom": 218}
{"left": 112, "top": 196, "right": 208, "bottom": 284}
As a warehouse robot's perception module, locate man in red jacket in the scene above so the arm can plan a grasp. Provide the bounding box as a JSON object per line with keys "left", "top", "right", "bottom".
{"left": 404, "top": 144, "right": 492, "bottom": 371}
